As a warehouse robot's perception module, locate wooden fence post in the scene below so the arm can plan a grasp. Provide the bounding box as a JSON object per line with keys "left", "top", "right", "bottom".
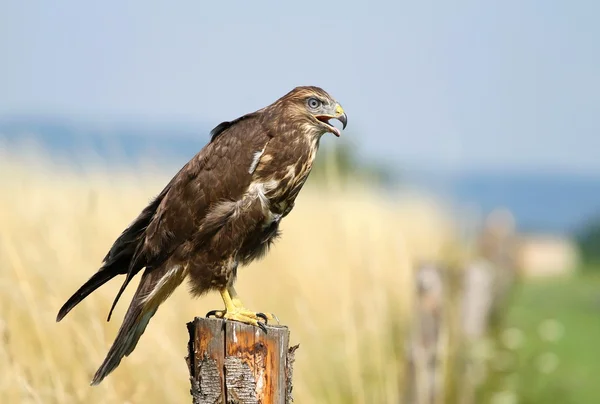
{"left": 405, "top": 262, "right": 446, "bottom": 404}
{"left": 404, "top": 209, "right": 519, "bottom": 404}
{"left": 185, "top": 317, "right": 299, "bottom": 404}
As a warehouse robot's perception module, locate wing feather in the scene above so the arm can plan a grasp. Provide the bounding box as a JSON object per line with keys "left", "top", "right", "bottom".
{"left": 105, "top": 112, "right": 272, "bottom": 316}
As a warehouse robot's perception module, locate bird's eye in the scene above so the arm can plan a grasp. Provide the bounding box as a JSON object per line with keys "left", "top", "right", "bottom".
{"left": 307, "top": 98, "right": 321, "bottom": 109}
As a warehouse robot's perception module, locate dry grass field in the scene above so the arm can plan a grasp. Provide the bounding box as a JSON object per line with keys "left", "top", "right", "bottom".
{"left": 0, "top": 154, "right": 459, "bottom": 403}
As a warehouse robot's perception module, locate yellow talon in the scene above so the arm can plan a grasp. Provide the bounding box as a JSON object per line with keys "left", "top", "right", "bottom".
{"left": 205, "top": 287, "right": 279, "bottom": 331}
{"left": 227, "top": 286, "right": 279, "bottom": 323}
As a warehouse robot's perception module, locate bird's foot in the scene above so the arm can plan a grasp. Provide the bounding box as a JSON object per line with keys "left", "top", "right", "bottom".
{"left": 207, "top": 287, "right": 280, "bottom": 332}
{"left": 229, "top": 295, "right": 279, "bottom": 324}
{"left": 206, "top": 307, "right": 276, "bottom": 333}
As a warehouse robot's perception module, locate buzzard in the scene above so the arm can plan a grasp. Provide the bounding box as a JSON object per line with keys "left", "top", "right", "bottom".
{"left": 56, "top": 86, "right": 347, "bottom": 385}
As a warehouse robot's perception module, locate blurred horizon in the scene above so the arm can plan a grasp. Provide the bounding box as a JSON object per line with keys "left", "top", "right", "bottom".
{"left": 2, "top": 115, "right": 600, "bottom": 236}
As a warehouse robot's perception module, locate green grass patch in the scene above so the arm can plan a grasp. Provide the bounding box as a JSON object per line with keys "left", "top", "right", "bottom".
{"left": 479, "top": 271, "right": 600, "bottom": 403}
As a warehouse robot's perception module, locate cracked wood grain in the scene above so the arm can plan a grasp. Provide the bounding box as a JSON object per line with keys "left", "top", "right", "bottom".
{"left": 186, "top": 317, "right": 297, "bottom": 404}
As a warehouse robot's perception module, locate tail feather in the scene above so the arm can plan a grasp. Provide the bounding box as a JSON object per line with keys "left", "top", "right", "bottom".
{"left": 56, "top": 181, "right": 180, "bottom": 385}
{"left": 90, "top": 268, "right": 160, "bottom": 386}
{"left": 56, "top": 194, "right": 163, "bottom": 323}
{"left": 105, "top": 240, "right": 150, "bottom": 322}
{"left": 56, "top": 269, "right": 118, "bottom": 322}
{"left": 56, "top": 249, "right": 137, "bottom": 322}
{"left": 90, "top": 262, "right": 186, "bottom": 385}
{"left": 90, "top": 303, "right": 158, "bottom": 386}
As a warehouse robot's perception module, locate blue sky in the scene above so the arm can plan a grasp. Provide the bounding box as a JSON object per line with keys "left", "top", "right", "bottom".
{"left": 1, "top": 1, "right": 599, "bottom": 174}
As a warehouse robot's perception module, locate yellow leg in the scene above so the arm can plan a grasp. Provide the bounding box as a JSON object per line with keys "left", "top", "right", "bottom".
{"left": 227, "top": 285, "right": 278, "bottom": 323}
{"left": 205, "top": 287, "right": 279, "bottom": 331}
{"left": 227, "top": 285, "right": 245, "bottom": 309}
{"left": 220, "top": 288, "right": 235, "bottom": 311}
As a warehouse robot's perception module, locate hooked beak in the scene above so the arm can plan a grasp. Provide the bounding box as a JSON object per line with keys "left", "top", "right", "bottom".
{"left": 316, "top": 103, "right": 347, "bottom": 137}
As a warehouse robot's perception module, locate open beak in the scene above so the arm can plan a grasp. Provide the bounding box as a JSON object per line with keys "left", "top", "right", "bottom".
{"left": 316, "top": 103, "right": 347, "bottom": 137}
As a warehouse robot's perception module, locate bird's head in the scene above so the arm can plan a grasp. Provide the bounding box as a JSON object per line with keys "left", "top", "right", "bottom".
{"left": 269, "top": 86, "right": 348, "bottom": 138}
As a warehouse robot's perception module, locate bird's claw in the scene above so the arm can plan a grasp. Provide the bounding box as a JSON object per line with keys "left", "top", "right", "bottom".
{"left": 205, "top": 309, "right": 224, "bottom": 318}
{"left": 257, "top": 312, "right": 280, "bottom": 325}
{"left": 204, "top": 308, "right": 276, "bottom": 333}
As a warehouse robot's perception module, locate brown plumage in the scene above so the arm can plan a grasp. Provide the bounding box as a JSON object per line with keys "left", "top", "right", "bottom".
{"left": 56, "top": 86, "right": 347, "bottom": 385}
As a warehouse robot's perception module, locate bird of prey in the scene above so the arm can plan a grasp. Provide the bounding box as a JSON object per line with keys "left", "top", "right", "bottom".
{"left": 56, "top": 86, "right": 347, "bottom": 385}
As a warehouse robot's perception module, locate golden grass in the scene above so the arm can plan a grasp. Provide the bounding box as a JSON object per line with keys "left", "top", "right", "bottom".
{"left": 0, "top": 155, "right": 459, "bottom": 403}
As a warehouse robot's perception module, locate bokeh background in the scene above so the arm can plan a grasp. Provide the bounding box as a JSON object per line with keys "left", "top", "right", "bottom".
{"left": 2, "top": 1, "right": 600, "bottom": 403}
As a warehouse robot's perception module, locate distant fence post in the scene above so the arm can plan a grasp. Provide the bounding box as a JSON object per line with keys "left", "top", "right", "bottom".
{"left": 405, "top": 263, "right": 446, "bottom": 404}
{"left": 185, "top": 317, "right": 299, "bottom": 404}
{"left": 405, "top": 209, "right": 519, "bottom": 404}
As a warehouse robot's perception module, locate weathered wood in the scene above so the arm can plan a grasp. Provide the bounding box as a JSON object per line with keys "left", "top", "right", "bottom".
{"left": 404, "top": 209, "right": 519, "bottom": 404}
{"left": 405, "top": 263, "right": 446, "bottom": 404}
{"left": 186, "top": 317, "right": 298, "bottom": 404}
{"left": 459, "top": 209, "right": 519, "bottom": 404}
